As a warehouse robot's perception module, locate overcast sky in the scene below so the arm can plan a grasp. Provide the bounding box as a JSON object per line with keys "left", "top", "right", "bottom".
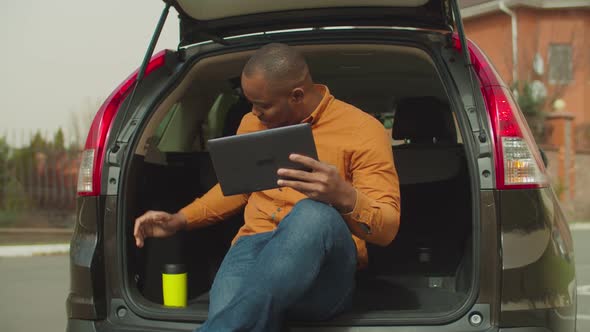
{"left": 0, "top": 0, "right": 179, "bottom": 145}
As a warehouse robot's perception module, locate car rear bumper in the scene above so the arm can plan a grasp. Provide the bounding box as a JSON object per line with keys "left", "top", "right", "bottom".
{"left": 68, "top": 319, "right": 568, "bottom": 332}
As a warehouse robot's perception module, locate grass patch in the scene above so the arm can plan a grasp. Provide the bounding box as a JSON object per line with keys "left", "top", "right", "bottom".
{"left": 0, "top": 210, "right": 19, "bottom": 227}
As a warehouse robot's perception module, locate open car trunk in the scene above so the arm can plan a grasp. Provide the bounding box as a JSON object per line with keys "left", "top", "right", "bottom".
{"left": 121, "top": 40, "right": 475, "bottom": 324}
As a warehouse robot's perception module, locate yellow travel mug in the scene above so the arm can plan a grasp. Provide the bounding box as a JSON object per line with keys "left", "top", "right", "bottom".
{"left": 162, "top": 264, "right": 187, "bottom": 307}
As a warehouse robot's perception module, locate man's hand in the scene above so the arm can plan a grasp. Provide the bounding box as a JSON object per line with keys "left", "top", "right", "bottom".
{"left": 133, "top": 211, "right": 187, "bottom": 248}
{"left": 277, "top": 154, "right": 357, "bottom": 213}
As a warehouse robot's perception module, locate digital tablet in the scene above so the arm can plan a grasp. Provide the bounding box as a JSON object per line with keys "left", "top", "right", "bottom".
{"left": 207, "top": 123, "right": 318, "bottom": 196}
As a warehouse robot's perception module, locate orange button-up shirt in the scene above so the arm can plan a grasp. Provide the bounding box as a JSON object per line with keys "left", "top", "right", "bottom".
{"left": 179, "top": 85, "right": 400, "bottom": 269}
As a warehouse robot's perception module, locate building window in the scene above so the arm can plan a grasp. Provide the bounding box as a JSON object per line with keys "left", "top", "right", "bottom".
{"left": 548, "top": 44, "right": 573, "bottom": 85}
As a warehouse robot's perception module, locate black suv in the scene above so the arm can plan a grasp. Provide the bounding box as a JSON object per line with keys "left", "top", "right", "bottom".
{"left": 67, "top": 0, "right": 577, "bottom": 331}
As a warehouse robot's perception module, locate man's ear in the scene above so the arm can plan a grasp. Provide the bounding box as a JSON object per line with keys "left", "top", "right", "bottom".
{"left": 291, "top": 88, "right": 305, "bottom": 104}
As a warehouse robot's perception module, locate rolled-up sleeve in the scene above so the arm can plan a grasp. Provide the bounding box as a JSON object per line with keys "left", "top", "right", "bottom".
{"left": 342, "top": 118, "right": 400, "bottom": 246}
{"left": 179, "top": 184, "right": 249, "bottom": 229}
{"left": 178, "top": 115, "right": 255, "bottom": 229}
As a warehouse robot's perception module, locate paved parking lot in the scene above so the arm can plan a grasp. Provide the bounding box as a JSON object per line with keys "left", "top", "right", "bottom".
{"left": 0, "top": 227, "right": 589, "bottom": 332}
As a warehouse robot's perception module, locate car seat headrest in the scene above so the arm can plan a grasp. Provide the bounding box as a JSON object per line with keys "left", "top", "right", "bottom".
{"left": 393, "top": 97, "right": 456, "bottom": 143}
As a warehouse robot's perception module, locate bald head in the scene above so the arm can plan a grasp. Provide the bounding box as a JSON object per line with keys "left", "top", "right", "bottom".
{"left": 240, "top": 43, "right": 322, "bottom": 128}
{"left": 243, "top": 43, "right": 310, "bottom": 87}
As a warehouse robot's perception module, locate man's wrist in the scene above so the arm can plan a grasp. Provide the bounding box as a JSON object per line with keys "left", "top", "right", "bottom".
{"left": 335, "top": 184, "right": 357, "bottom": 214}
{"left": 173, "top": 212, "right": 188, "bottom": 231}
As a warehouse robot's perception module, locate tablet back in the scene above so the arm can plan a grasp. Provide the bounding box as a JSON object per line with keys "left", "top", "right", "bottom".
{"left": 207, "top": 123, "right": 318, "bottom": 196}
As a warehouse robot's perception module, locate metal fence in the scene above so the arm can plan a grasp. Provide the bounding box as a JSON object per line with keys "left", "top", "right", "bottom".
{"left": 0, "top": 130, "right": 81, "bottom": 228}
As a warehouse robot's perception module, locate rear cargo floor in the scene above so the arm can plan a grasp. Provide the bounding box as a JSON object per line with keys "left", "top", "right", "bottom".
{"left": 188, "top": 282, "right": 467, "bottom": 315}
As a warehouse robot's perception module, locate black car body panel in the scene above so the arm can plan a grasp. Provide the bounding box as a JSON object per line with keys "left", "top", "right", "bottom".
{"left": 66, "top": 3, "right": 577, "bottom": 329}
{"left": 76, "top": 190, "right": 576, "bottom": 331}
{"left": 67, "top": 196, "right": 107, "bottom": 320}
{"left": 498, "top": 189, "right": 576, "bottom": 331}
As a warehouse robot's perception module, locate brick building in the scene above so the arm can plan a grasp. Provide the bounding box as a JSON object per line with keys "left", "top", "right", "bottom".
{"left": 460, "top": 0, "right": 590, "bottom": 150}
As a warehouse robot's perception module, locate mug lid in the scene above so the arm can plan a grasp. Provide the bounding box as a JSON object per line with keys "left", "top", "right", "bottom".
{"left": 163, "top": 264, "right": 187, "bottom": 274}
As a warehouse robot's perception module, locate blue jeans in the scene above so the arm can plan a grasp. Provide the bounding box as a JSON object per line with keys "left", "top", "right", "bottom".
{"left": 197, "top": 199, "right": 357, "bottom": 332}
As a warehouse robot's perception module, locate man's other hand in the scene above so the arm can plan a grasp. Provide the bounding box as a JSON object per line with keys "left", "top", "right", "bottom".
{"left": 277, "top": 154, "right": 357, "bottom": 213}
{"left": 133, "top": 211, "right": 187, "bottom": 248}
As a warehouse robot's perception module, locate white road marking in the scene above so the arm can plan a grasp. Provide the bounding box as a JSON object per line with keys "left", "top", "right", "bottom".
{"left": 579, "top": 285, "right": 590, "bottom": 296}
{"left": 0, "top": 244, "right": 69, "bottom": 257}
{"left": 570, "top": 223, "right": 590, "bottom": 231}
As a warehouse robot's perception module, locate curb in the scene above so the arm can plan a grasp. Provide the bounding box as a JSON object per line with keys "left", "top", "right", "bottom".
{"left": 0, "top": 228, "right": 73, "bottom": 234}
{"left": 0, "top": 244, "right": 70, "bottom": 257}
{"left": 569, "top": 223, "right": 590, "bottom": 231}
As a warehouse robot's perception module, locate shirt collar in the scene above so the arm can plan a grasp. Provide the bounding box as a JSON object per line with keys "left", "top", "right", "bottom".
{"left": 301, "top": 84, "right": 333, "bottom": 125}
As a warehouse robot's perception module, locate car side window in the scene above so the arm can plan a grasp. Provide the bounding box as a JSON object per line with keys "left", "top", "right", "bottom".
{"left": 206, "top": 92, "right": 240, "bottom": 140}
{"left": 154, "top": 104, "right": 178, "bottom": 144}
{"left": 153, "top": 103, "right": 183, "bottom": 152}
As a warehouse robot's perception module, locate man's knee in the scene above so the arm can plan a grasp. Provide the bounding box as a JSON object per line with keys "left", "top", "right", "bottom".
{"left": 287, "top": 199, "right": 347, "bottom": 235}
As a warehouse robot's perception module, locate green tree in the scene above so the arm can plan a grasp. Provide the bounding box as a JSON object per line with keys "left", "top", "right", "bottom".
{"left": 513, "top": 81, "right": 545, "bottom": 115}
{"left": 2, "top": 176, "right": 29, "bottom": 212}
{"left": 0, "top": 136, "right": 10, "bottom": 207}
{"left": 10, "top": 132, "right": 48, "bottom": 208}
{"left": 53, "top": 127, "right": 65, "bottom": 152}
{"left": 0, "top": 136, "right": 9, "bottom": 170}
{"left": 0, "top": 137, "right": 30, "bottom": 216}
{"left": 30, "top": 131, "right": 49, "bottom": 153}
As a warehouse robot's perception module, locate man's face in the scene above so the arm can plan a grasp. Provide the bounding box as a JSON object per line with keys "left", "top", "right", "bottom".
{"left": 241, "top": 72, "right": 300, "bottom": 129}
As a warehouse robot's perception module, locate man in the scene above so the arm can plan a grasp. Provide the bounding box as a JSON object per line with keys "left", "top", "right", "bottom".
{"left": 134, "top": 43, "right": 400, "bottom": 331}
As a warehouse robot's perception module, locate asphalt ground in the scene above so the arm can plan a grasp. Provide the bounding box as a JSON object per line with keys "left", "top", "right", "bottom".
{"left": 0, "top": 227, "right": 588, "bottom": 332}
{"left": 0, "top": 255, "right": 68, "bottom": 332}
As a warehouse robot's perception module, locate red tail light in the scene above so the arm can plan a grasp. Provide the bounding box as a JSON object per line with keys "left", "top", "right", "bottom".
{"left": 483, "top": 85, "right": 548, "bottom": 189}
{"left": 77, "top": 50, "right": 167, "bottom": 196}
{"left": 452, "top": 36, "right": 548, "bottom": 189}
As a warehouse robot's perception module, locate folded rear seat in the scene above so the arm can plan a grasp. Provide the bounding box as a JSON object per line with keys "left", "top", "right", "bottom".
{"left": 366, "top": 96, "right": 471, "bottom": 277}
